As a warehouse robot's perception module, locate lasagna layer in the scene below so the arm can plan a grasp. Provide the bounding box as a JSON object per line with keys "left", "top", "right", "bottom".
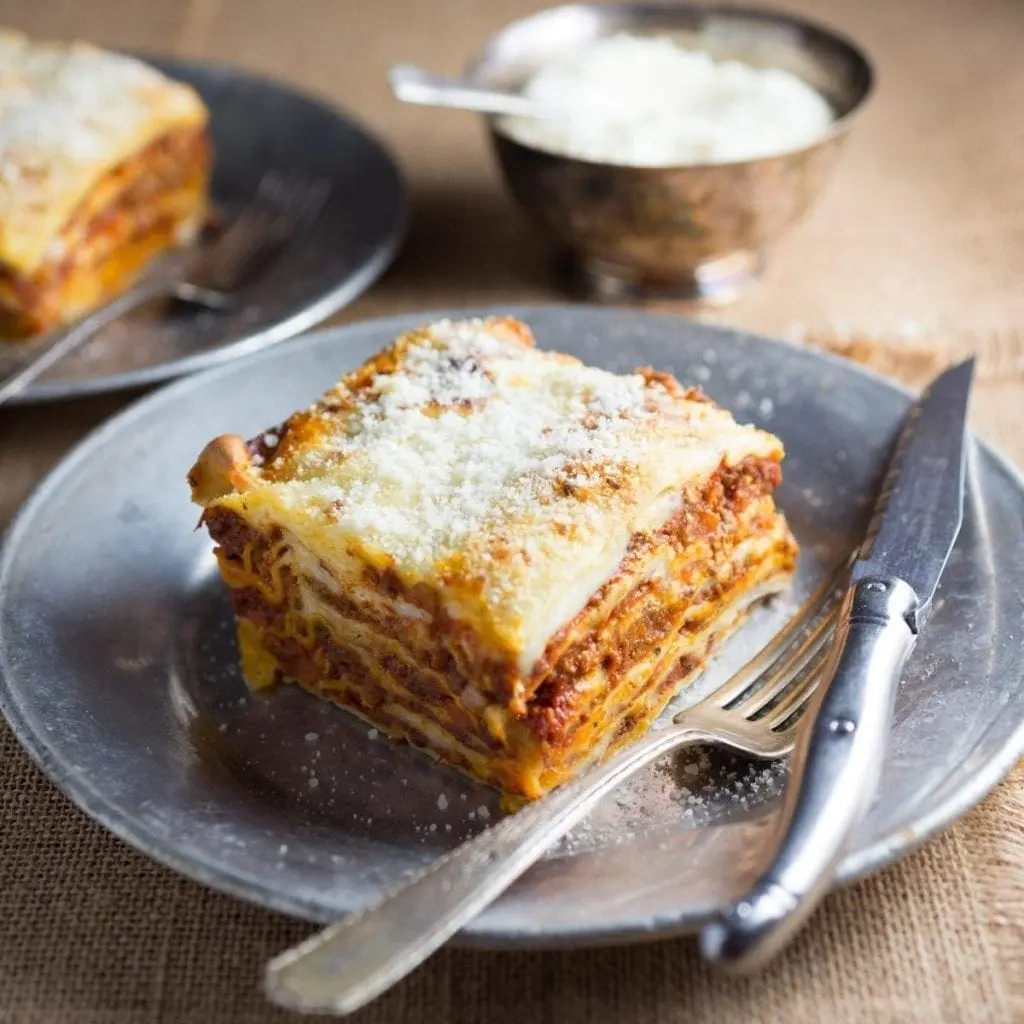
{"left": 202, "top": 457, "right": 796, "bottom": 799}
{"left": 0, "top": 126, "right": 210, "bottom": 336}
{"left": 190, "top": 316, "right": 798, "bottom": 799}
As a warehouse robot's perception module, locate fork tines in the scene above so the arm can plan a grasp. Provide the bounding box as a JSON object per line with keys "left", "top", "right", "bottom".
{"left": 709, "top": 556, "right": 853, "bottom": 732}
{"left": 194, "top": 170, "right": 331, "bottom": 293}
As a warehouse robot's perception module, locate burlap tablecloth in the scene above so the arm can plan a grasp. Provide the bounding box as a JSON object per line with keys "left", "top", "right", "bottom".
{"left": 2, "top": 1, "right": 1023, "bottom": 1020}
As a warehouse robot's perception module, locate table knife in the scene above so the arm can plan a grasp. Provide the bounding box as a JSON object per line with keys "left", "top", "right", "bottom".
{"left": 700, "top": 357, "right": 975, "bottom": 971}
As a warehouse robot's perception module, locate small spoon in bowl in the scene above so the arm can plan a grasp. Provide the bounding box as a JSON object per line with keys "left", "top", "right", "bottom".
{"left": 388, "top": 63, "right": 553, "bottom": 120}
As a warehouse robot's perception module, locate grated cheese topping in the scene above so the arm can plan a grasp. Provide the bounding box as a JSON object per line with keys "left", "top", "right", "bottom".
{"left": 499, "top": 33, "right": 833, "bottom": 167}
{"left": 263, "top": 319, "right": 660, "bottom": 564}
{"left": 0, "top": 29, "right": 207, "bottom": 274}
{"left": 231, "top": 317, "right": 784, "bottom": 664}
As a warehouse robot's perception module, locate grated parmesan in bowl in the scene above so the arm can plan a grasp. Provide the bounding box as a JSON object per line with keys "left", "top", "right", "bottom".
{"left": 498, "top": 33, "right": 834, "bottom": 168}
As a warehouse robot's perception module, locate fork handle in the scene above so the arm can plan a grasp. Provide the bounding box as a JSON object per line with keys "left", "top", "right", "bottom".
{"left": 264, "top": 723, "right": 712, "bottom": 1016}
{"left": 0, "top": 279, "right": 226, "bottom": 406}
{"left": 699, "top": 577, "right": 918, "bottom": 971}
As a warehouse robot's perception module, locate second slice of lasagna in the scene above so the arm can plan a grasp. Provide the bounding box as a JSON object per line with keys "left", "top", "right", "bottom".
{"left": 0, "top": 31, "right": 210, "bottom": 336}
{"left": 189, "top": 317, "right": 797, "bottom": 800}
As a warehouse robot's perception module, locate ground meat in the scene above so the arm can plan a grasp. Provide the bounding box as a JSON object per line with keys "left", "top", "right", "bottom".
{"left": 203, "top": 507, "right": 260, "bottom": 561}
{"left": 721, "top": 456, "right": 782, "bottom": 510}
{"left": 229, "top": 586, "right": 279, "bottom": 624}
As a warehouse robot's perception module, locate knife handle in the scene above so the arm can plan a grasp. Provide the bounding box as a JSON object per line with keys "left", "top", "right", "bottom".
{"left": 699, "top": 577, "right": 918, "bottom": 971}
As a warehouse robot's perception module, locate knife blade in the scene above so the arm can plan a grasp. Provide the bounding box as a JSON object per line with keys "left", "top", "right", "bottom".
{"left": 851, "top": 358, "right": 974, "bottom": 629}
{"left": 700, "top": 357, "right": 975, "bottom": 972}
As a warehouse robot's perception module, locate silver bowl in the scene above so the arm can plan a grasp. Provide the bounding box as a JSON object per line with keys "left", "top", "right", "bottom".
{"left": 467, "top": 4, "right": 873, "bottom": 303}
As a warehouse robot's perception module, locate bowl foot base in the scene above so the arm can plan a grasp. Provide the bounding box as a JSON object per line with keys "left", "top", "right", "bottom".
{"left": 567, "top": 250, "right": 764, "bottom": 305}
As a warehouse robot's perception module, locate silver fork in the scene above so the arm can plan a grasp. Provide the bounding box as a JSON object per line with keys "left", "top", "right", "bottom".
{"left": 264, "top": 562, "right": 850, "bottom": 1016}
{"left": 0, "top": 170, "right": 330, "bottom": 406}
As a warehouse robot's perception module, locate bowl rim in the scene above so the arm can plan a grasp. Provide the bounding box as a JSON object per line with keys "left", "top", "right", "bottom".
{"left": 466, "top": 1, "right": 875, "bottom": 172}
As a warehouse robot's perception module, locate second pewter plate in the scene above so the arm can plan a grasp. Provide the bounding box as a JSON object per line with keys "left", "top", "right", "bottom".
{"left": 2, "top": 306, "right": 1023, "bottom": 946}
{"left": 3, "top": 56, "right": 406, "bottom": 405}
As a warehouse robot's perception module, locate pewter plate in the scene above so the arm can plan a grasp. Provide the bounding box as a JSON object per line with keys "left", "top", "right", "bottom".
{"left": 2, "top": 306, "right": 1023, "bottom": 947}
{"left": 3, "top": 56, "right": 405, "bottom": 405}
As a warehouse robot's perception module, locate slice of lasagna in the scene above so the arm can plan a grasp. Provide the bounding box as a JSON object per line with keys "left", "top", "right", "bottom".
{"left": 0, "top": 30, "right": 210, "bottom": 336}
{"left": 189, "top": 317, "right": 798, "bottom": 800}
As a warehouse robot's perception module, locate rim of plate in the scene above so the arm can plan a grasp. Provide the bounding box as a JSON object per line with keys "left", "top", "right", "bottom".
{"left": 12, "top": 54, "right": 408, "bottom": 406}
{"left": 2, "top": 305, "right": 1023, "bottom": 947}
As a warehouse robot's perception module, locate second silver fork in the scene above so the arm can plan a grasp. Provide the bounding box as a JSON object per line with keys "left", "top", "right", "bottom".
{"left": 0, "top": 170, "right": 329, "bottom": 406}
{"left": 263, "top": 565, "right": 847, "bottom": 1016}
